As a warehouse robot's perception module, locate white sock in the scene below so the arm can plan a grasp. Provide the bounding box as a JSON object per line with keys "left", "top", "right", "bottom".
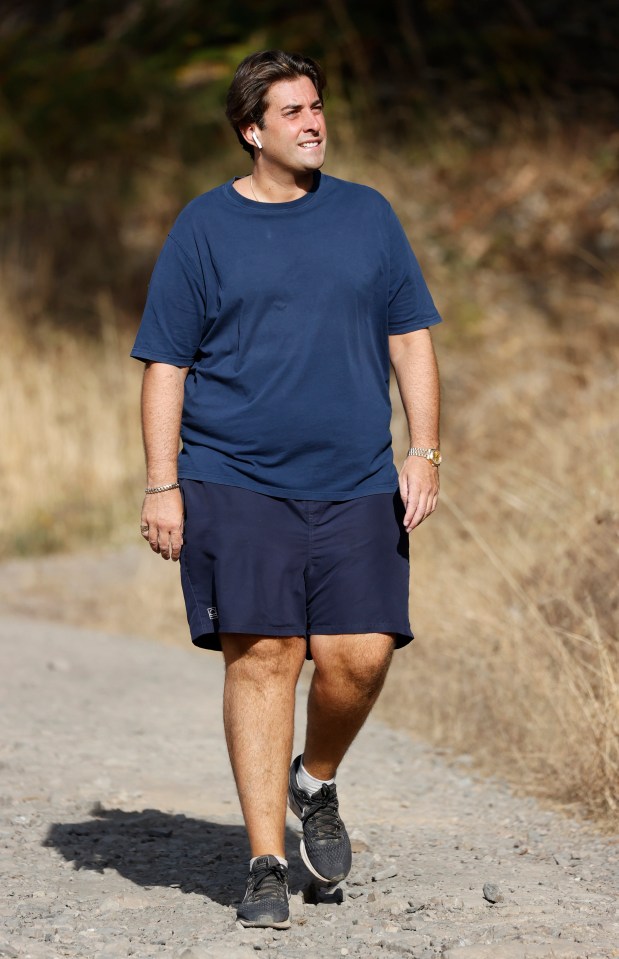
{"left": 296, "top": 757, "right": 335, "bottom": 795}
{"left": 250, "top": 854, "right": 287, "bottom": 869}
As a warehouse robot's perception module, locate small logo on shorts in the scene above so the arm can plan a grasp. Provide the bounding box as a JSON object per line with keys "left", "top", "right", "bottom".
{"left": 207, "top": 606, "right": 219, "bottom": 620}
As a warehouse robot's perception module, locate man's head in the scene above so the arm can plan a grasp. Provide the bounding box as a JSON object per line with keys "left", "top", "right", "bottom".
{"left": 226, "top": 50, "right": 326, "bottom": 160}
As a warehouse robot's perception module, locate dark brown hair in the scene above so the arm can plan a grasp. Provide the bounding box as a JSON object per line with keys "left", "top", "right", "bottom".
{"left": 225, "top": 50, "right": 326, "bottom": 156}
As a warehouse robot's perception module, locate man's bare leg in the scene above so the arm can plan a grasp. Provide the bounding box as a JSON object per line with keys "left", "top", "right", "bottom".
{"left": 221, "top": 634, "right": 306, "bottom": 858}
{"left": 302, "top": 632, "right": 395, "bottom": 780}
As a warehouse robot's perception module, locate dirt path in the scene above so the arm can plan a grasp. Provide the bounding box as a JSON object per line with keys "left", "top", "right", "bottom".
{"left": 1, "top": 614, "right": 618, "bottom": 959}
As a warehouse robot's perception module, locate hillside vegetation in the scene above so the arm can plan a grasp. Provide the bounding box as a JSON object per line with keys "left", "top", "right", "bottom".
{"left": 365, "top": 135, "right": 618, "bottom": 825}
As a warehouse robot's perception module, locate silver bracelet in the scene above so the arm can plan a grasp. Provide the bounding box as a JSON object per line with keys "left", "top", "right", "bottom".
{"left": 407, "top": 447, "right": 442, "bottom": 465}
{"left": 408, "top": 447, "right": 431, "bottom": 457}
{"left": 144, "top": 482, "right": 180, "bottom": 494}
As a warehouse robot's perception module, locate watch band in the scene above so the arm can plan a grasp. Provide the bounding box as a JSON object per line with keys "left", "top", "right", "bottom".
{"left": 407, "top": 447, "right": 442, "bottom": 465}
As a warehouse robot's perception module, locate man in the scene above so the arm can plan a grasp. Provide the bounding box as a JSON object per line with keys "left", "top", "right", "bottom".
{"left": 132, "top": 50, "right": 441, "bottom": 929}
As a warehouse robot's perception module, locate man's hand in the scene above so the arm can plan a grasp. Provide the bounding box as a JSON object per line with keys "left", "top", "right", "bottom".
{"left": 398, "top": 457, "right": 439, "bottom": 532}
{"left": 140, "top": 488, "right": 184, "bottom": 561}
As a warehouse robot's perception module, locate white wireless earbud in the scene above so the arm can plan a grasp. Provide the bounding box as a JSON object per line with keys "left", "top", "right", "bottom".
{"left": 251, "top": 130, "right": 263, "bottom": 149}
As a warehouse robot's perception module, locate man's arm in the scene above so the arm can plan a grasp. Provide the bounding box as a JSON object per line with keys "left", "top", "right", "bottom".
{"left": 389, "top": 327, "right": 440, "bottom": 532}
{"left": 139, "top": 360, "right": 189, "bottom": 561}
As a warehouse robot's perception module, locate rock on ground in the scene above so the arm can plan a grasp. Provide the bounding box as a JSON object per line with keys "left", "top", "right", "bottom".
{"left": 1, "top": 615, "right": 618, "bottom": 959}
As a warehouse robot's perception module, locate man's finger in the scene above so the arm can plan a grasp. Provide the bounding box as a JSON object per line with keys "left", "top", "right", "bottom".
{"left": 170, "top": 528, "right": 183, "bottom": 561}
{"left": 406, "top": 493, "right": 429, "bottom": 531}
{"left": 159, "top": 531, "right": 172, "bottom": 560}
{"left": 403, "top": 493, "right": 420, "bottom": 528}
{"left": 399, "top": 479, "right": 408, "bottom": 510}
{"left": 424, "top": 495, "right": 436, "bottom": 519}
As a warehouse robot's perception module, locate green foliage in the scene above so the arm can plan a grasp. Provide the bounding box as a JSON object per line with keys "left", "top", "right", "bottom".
{"left": 1, "top": 0, "right": 616, "bottom": 325}
{"left": 3, "top": 0, "right": 616, "bottom": 192}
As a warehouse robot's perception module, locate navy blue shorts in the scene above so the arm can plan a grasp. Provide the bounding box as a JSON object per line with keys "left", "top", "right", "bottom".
{"left": 179, "top": 480, "right": 413, "bottom": 658}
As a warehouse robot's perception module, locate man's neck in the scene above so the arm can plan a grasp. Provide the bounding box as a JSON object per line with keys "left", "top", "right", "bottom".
{"left": 250, "top": 165, "right": 315, "bottom": 203}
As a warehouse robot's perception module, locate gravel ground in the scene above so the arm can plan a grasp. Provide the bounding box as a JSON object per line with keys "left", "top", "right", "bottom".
{"left": 1, "top": 615, "right": 618, "bottom": 959}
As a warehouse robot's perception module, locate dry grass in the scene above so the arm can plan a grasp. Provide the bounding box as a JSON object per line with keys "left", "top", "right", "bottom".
{"left": 0, "top": 290, "right": 144, "bottom": 557}
{"left": 367, "top": 131, "right": 619, "bottom": 826}
{"left": 1, "top": 126, "right": 617, "bottom": 825}
{"left": 382, "top": 308, "right": 619, "bottom": 826}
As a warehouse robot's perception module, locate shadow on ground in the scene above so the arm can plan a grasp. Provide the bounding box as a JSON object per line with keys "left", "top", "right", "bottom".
{"left": 43, "top": 805, "right": 305, "bottom": 906}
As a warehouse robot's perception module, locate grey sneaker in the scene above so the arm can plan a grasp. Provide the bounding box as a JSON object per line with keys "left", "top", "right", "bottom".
{"left": 288, "top": 755, "right": 352, "bottom": 884}
{"left": 236, "top": 855, "right": 291, "bottom": 929}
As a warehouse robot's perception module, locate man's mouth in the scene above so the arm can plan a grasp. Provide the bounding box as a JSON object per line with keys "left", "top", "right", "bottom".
{"left": 299, "top": 140, "right": 321, "bottom": 149}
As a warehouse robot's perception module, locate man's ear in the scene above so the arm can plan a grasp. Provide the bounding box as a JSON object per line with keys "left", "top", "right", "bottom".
{"left": 240, "top": 124, "right": 261, "bottom": 150}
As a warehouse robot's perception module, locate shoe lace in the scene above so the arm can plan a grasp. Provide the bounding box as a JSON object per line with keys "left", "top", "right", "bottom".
{"left": 302, "top": 784, "right": 343, "bottom": 841}
{"left": 250, "top": 863, "right": 287, "bottom": 900}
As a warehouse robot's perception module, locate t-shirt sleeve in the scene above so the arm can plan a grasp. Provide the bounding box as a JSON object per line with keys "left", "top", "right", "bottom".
{"left": 130, "top": 232, "right": 206, "bottom": 365}
{"left": 386, "top": 205, "right": 442, "bottom": 335}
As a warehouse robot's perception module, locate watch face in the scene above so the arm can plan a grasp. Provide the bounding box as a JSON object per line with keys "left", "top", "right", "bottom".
{"left": 430, "top": 449, "right": 442, "bottom": 465}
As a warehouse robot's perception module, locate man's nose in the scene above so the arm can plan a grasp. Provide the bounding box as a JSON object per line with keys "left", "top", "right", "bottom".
{"left": 302, "top": 108, "right": 321, "bottom": 131}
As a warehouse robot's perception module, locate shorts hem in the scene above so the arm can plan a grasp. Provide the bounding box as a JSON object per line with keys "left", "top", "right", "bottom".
{"left": 309, "top": 624, "right": 414, "bottom": 649}
{"left": 190, "top": 624, "right": 306, "bottom": 649}
{"left": 189, "top": 623, "right": 414, "bottom": 655}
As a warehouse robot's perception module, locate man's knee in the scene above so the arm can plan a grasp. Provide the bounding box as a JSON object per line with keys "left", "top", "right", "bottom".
{"left": 310, "top": 633, "right": 395, "bottom": 694}
{"left": 221, "top": 633, "right": 306, "bottom": 681}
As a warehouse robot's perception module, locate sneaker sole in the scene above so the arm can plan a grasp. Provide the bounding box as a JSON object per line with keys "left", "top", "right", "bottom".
{"left": 237, "top": 916, "right": 291, "bottom": 929}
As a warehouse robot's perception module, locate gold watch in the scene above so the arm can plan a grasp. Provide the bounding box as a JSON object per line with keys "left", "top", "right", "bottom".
{"left": 407, "top": 447, "right": 442, "bottom": 466}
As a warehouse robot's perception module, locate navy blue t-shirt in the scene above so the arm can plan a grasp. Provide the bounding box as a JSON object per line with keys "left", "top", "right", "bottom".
{"left": 131, "top": 172, "right": 442, "bottom": 500}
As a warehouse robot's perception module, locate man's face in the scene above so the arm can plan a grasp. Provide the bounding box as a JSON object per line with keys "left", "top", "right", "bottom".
{"left": 251, "top": 75, "right": 327, "bottom": 174}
